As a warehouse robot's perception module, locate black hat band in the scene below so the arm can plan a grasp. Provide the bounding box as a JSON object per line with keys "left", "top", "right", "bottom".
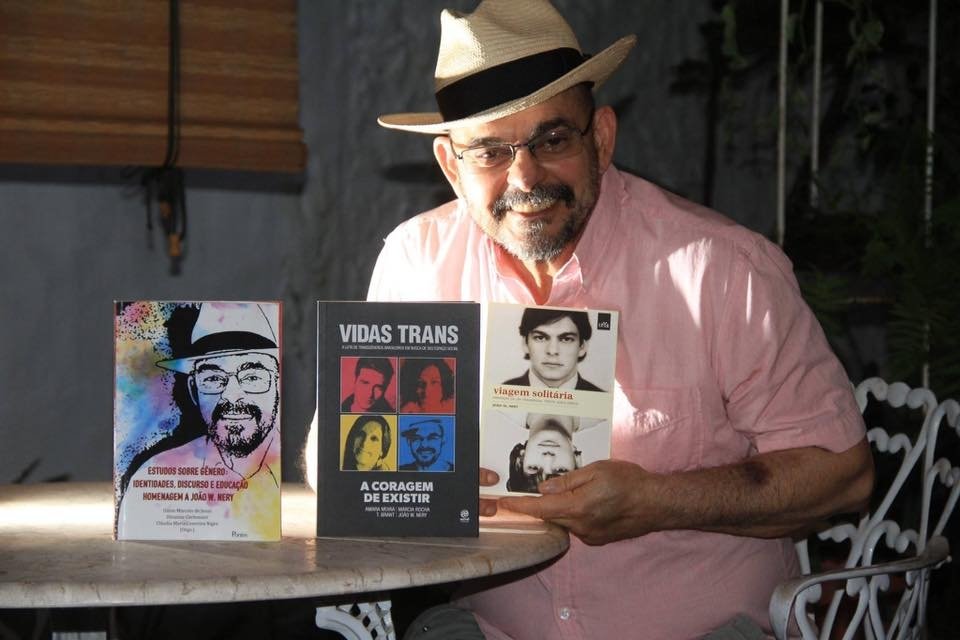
{"left": 190, "top": 331, "right": 277, "bottom": 357}
{"left": 435, "top": 47, "right": 587, "bottom": 122}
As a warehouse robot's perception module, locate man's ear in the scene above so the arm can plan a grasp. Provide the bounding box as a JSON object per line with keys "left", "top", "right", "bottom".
{"left": 433, "top": 136, "right": 465, "bottom": 199}
{"left": 591, "top": 105, "right": 617, "bottom": 173}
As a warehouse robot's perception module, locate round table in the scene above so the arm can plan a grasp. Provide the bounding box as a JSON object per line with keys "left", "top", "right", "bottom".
{"left": 0, "top": 482, "right": 568, "bottom": 639}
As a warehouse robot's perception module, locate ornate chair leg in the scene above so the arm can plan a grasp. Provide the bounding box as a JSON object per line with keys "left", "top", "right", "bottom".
{"left": 315, "top": 598, "right": 396, "bottom": 640}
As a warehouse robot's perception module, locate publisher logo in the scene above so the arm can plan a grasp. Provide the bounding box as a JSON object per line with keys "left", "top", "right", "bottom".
{"left": 459, "top": 509, "right": 470, "bottom": 523}
{"left": 596, "top": 313, "right": 612, "bottom": 330}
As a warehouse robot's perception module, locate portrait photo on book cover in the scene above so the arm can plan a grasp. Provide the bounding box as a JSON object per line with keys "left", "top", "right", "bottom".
{"left": 481, "top": 410, "right": 610, "bottom": 496}
{"left": 340, "top": 413, "right": 398, "bottom": 471}
{"left": 398, "top": 357, "right": 456, "bottom": 414}
{"left": 339, "top": 356, "right": 398, "bottom": 414}
{"left": 398, "top": 415, "right": 456, "bottom": 472}
{"left": 486, "top": 305, "right": 616, "bottom": 393}
{"left": 114, "top": 301, "right": 281, "bottom": 527}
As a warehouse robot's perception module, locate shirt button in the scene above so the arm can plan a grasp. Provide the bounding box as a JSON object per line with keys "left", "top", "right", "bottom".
{"left": 559, "top": 607, "right": 571, "bottom": 621}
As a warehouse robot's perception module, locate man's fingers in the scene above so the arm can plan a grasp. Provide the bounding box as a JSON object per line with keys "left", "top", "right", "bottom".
{"left": 538, "top": 467, "right": 591, "bottom": 494}
{"left": 499, "top": 495, "right": 546, "bottom": 518}
{"left": 479, "top": 467, "right": 500, "bottom": 486}
{"left": 480, "top": 497, "right": 498, "bottom": 517}
{"left": 501, "top": 493, "right": 579, "bottom": 520}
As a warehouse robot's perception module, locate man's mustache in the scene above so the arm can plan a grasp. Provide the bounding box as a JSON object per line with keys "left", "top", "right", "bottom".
{"left": 492, "top": 183, "right": 575, "bottom": 220}
{"left": 212, "top": 400, "right": 261, "bottom": 425}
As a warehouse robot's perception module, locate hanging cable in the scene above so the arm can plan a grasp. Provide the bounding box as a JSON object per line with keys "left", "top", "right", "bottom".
{"left": 141, "top": 0, "right": 187, "bottom": 275}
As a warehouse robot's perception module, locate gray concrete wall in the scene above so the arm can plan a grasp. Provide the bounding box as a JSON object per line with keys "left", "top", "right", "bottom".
{"left": 2, "top": 1, "right": 774, "bottom": 485}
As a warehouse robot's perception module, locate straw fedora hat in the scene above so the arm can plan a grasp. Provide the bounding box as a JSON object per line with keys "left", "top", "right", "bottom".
{"left": 378, "top": 0, "right": 636, "bottom": 134}
{"left": 156, "top": 302, "right": 279, "bottom": 374}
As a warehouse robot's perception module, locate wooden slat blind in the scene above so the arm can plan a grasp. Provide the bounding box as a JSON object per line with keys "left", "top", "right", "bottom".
{"left": 0, "top": 0, "right": 304, "bottom": 172}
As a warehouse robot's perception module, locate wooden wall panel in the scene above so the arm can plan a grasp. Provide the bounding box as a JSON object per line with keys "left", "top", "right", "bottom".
{"left": 0, "top": 0, "right": 304, "bottom": 172}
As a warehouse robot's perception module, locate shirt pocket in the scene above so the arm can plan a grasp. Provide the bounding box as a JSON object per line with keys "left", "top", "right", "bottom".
{"left": 611, "top": 385, "right": 705, "bottom": 473}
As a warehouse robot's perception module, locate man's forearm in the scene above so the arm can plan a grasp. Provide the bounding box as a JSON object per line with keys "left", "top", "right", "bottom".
{"left": 499, "top": 437, "right": 874, "bottom": 545}
{"left": 654, "top": 439, "right": 874, "bottom": 538}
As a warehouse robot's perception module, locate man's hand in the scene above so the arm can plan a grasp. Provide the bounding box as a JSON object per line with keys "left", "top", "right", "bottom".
{"left": 499, "top": 459, "right": 656, "bottom": 545}
{"left": 479, "top": 467, "right": 500, "bottom": 517}
{"left": 493, "top": 440, "right": 874, "bottom": 546}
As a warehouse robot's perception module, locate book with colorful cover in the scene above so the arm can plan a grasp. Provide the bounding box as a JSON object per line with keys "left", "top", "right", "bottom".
{"left": 480, "top": 302, "right": 619, "bottom": 496}
{"left": 113, "top": 300, "right": 282, "bottom": 541}
{"left": 315, "top": 301, "right": 480, "bottom": 537}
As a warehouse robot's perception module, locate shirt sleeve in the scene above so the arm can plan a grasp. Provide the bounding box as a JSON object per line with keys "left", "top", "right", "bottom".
{"left": 366, "top": 230, "right": 412, "bottom": 302}
{"left": 714, "top": 236, "right": 865, "bottom": 454}
{"left": 366, "top": 224, "right": 438, "bottom": 302}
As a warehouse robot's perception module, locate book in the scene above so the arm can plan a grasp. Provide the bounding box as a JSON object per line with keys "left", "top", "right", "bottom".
{"left": 480, "top": 303, "right": 619, "bottom": 496}
{"left": 315, "top": 301, "right": 481, "bottom": 537}
{"left": 113, "top": 300, "right": 282, "bottom": 541}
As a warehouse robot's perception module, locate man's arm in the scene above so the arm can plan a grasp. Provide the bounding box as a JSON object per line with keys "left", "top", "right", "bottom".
{"left": 493, "top": 437, "right": 874, "bottom": 546}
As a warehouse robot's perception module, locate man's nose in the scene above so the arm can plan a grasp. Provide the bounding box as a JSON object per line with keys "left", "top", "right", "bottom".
{"left": 505, "top": 146, "right": 542, "bottom": 192}
{"left": 221, "top": 374, "right": 244, "bottom": 400}
{"left": 546, "top": 338, "right": 560, "bottom": 354}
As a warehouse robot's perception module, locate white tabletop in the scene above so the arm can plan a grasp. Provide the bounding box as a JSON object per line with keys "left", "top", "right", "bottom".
{"left": 0, "top": 482, "right": 568, "bottom": 608}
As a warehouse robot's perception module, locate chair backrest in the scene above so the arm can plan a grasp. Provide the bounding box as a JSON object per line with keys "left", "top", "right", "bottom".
{"left": 781, "top": 377, "right": 959, "bottom": 639}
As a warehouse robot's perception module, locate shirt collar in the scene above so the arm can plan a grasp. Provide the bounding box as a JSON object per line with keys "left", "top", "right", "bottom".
{"left": 485, "top": 166, "right": 626, "bottom": 305}
{"left": 528, "top": 368, "right": 580, "bottom": 390}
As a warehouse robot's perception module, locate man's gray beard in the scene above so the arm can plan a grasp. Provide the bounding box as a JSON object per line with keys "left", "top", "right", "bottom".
{"left": 214, "top": 421, "right": 272, "bottom": 458}
{"left": 208, "top": 399, "right": 278, "bottom": 458}
{"left": 501, "top": 213, "right": 582, "bottom": 262}
{"left": 478, "top": 151, "right": 600, "bottom": 262}
{"left": 415, "top": 448, "right": 440, "bottom": 467}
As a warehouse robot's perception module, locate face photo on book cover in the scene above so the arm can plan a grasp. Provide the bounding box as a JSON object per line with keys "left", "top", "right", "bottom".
{"left": 481, "top": 409, "right": 609, "bottom": 495}
{"left": 114, "top": 301, "right": 281, "bottom": 506}
{"left": 398, "top": 357, "right": 457, "bottom": 414}
{"left": 487, "top": 305, "right": 616, "bottom": 392}
{"left": 398, "top": 415, "right": 455, "bottom": 472}
{"left": 340, "top": 414, "right": 397, "bottom": 471}
{"left": 339, "top": 356, "right": 397, "bottom": 413}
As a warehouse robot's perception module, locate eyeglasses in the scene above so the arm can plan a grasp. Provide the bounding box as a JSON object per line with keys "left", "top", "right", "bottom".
{"left": 450, "top": 109, "right": 594, "bottom": 172}
{"left": 193, "top": 367, "right": 275, "bottom": 395}
{"left": 407, "top": 433, "right": 443, "bottom": 446}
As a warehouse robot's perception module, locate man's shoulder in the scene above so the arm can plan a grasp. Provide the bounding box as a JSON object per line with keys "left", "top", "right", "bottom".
{"left": 369, "top": 198, "right": 482, "bottom": 301}
{"left": 575, "top": 375, "right": 603, "bottom": 392}
{"left": 384, "top": 199, "right": 466, "bottom": 246}
{"left": 371, "top": 397, "right": 395, "bottom": 412}
{"left": 608, "top": 167, "right": 789, "bottom": 269}
{"left": 503, "top": 372, "right": 531, "bottom": 386}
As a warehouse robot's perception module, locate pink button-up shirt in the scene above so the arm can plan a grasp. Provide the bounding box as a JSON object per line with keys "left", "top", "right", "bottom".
{"left": 368, "top": 167, "right": 865, "bottom": 639}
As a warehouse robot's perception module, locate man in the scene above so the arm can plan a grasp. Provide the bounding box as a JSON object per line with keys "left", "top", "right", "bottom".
{"left": 399, "top": 417, "right": 455, "bottom": 471}
{"left": 341, "top": 357, "right": 395, "bottom": 413}
{"left": 503, "top": 307, "right": 602, "bottom": 391}
{"left": 506, "top": 413, "right": 581, "bottom": 492}
{"left": 368, "top": 0, "right": 874, "bottom": 637}
{"left": 121, "top": 302, "right": 281, "bottom": 539}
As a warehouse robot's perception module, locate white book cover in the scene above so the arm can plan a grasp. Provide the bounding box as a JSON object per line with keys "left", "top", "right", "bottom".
{"left": 113, "top": 300, "right": 282, "bottom": 541}
{"left": 480, "top": 303, "right": 618, "bottom": 496}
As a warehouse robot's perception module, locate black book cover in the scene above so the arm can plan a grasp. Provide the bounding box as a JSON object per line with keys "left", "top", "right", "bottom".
{"left": 316, "top": 301, "right": 480, "bottom": 537}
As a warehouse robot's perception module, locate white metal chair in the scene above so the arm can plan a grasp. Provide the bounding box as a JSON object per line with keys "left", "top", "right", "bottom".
{"left": 315, "top": 598, "right": 396, "bottom": 640}
{"left": 769, "top": 377, "right": 960, "bottom": 639}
